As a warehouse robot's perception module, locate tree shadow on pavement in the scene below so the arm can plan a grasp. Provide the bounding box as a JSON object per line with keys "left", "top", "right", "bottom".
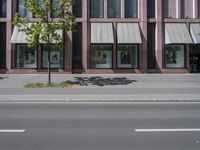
{"left": 65, "top": 76, "right": 137, "bottom": 86}
{"left": 0, "top": 77, "right": 8, "bottom": 80}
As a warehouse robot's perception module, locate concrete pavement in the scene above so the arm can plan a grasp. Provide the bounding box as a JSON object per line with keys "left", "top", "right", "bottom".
{"left": 0, "top": 74, "right": 200, "bottom": 102}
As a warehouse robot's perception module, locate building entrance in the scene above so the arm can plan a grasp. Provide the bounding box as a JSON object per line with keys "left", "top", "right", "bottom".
{"left": 190, "top": 45, "right": 200, "bottom": 73}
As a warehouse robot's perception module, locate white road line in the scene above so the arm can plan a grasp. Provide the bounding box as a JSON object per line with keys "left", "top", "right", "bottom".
{"left": 135, "top": 129, "right": 200, "bottom": 132}
{"left": 0, "top": 129, "right": 26, "bottom": 133}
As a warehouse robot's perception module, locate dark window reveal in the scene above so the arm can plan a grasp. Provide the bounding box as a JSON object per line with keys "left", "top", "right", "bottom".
{"left": 0, "top": 23, "right": 6, "bottom": 69}
{"left": 147, "top": 24, "right": 156, "bottom": 69}
{"left": 73, "top": 0, "right": 82, "bottom": 18}
{"left": 147, "top": 0, "right": 155, "bottom": 18}
{"left": 163, "top": 0, "right": 169, "bottom": 18}
{"left": 73, "top": 23, "right": 82, "bottom": 69}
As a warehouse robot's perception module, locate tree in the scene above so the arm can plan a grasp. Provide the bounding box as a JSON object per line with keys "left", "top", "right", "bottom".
{"left": 13, "top": 0, "right": 77, "bottom": 85}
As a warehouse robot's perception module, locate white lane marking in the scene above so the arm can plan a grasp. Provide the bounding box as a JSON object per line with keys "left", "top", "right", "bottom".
{"left": 135, "top": 129, "right": 200, "bottom": 132}
{"left": 0, "top": 129, "right": 25, "bottom": 133}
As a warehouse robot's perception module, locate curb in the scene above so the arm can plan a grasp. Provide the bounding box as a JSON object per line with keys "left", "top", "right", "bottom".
{"left": 0, "top": 94, "right": 200, "bottom": 103}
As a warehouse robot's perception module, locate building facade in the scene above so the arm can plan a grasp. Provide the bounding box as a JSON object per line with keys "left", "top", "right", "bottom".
{"left": 0, "top": 0, "right": 200, "bottom": 74}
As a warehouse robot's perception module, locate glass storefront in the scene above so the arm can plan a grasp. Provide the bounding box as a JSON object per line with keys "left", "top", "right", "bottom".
{"left": 18, "top": 0, "right": 27, "bottom": 17}
{"left": 42, "top": 45, "right": 64, "bottom": 68}
{"left": 117, "top": 45, "right": 138, "bottom": 68}
{"left": 0, "top": 0, "right": 6, "bottom": 17}
{"left": 91, "top": 45, "right": 112, "bottom": 69}
{"left": 15, "top": 45, "right": 37, "bottom": 68}
{"left": 165, "top": 45, "right": 185, "bottom": 68}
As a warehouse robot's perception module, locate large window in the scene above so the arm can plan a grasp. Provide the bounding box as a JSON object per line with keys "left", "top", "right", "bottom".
{"left": 42, "top": 45, "right": 64, "bottom": 68}
{"left": 90, "top": 0, "right": 104, "bottom": 18}
{"left": 147, "top": 0, "right": 155, "bottom": 18}
{"left": 18, "top": 0, "right": 27, "bottom": 17}
{"left": 125, "top": 0, "right": 138, "bottom": 18}
{"left": 108, "top": 0, "right": 121, "bottom": 18}
{"left": 73, "top": 23, "right": 82, "bottom": 69}
{"left": 73, "top": 0, "right": 82, "bottom": 18}
{"left": 91, "top": 45, "right": 112, "bottom": 69}
{"left": 117, "top": 45, "right": 138, "bottom": 68}
{"left": 0, "top": 0, "right": 6, "bottom": 17}
{"left": 165, "top": 45, "right": 185, "bottom": 68}
{"left": 15, "top": 45, "right": 37, "bottom": 68}
{"left": 0, "top": 23, "right": 6, "bottom": 69}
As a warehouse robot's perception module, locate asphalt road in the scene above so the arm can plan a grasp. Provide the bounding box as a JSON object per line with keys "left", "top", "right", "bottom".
{"left": 0, "top": 102, "right": 200, "bottom": 150}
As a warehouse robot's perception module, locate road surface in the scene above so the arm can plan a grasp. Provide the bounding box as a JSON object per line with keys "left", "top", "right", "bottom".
{"left": 0, "top": 102, "right": 200, "bottom": 150}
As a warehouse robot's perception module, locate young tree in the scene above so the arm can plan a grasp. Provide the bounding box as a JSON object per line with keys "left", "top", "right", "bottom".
{"left": 13, "top": 0, "right": 77, "bottom": 85}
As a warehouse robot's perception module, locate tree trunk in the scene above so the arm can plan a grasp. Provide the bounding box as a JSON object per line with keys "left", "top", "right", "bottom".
{"left": 48, "top": 45, "right": 51, "bottom": 85}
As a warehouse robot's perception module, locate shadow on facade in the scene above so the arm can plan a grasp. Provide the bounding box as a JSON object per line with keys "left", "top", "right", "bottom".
{"left": 65, "top": 76, "right": 137, "bottom": 86}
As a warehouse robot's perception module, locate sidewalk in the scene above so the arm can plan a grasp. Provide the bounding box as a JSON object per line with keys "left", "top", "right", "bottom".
{"left": 0, "top": 74, "right": 200, "bottom": 102}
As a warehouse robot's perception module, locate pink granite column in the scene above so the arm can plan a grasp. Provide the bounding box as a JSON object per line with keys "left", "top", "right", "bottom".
{"left": 139, "top": 0, "right": 147, "bottom": 73}
{"left": 113, "top": 22, "right": 117, "bottom": 69}
{"left": 82, "top": 0, "right": 89, "bottom": 72}
{"left": 6, "top": 0, "right": 12, "bottom": 72}
{"left": 65, "top": 31, "right": 72, "bottom": 73}
{"left": 186, "top": 44, "right": 190, "bottom": 71}
{"left": 193, "top": 0, "right": 198, "bottom": 18}
{"left": 155, "top": 0, "right": 163, "bottom": 72}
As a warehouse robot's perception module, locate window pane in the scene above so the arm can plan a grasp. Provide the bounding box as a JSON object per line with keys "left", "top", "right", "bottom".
{"left": 91, "top": 45, "right": 112, "bottom": 69}
{"left": 108, "top": 0, "right": 121, "bottom": 18}
{"left": 165, "top": 45, "right": 185, "bottom": 68}
{"left": 117, "top": 45, "right": 138, "bottom": 68}
{"left": 15, "top": 45, "right": 37, "bottom": 68}
{"left": 0, "top": 23, "right": 6, "bottom": 69}
{"left": 42, "top": 45, "right": 64, "bottom": 68}
{"left": 147, "top": 0, "right": 155, "bottom": 18}
{"left": 73, "top": 0, "right": 82, "bottom": 18}
{"left": 73, "top": 23, "right": 82, "bottom": 69}
{"left": 0, "top": 0, "right": 6, "bottom": 17}
{"left": 18, "top": 0, "right": 27, "bottom": 17}
{"left": 125, "top": 0, "right": 138, "bottom": 18}
{"left": 90, "top": 0, "right": 104, "bottom": 18}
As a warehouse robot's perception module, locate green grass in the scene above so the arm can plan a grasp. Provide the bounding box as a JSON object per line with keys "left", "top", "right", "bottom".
{"left": 24, "top": 82, "right": 72, "bottom": 88}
